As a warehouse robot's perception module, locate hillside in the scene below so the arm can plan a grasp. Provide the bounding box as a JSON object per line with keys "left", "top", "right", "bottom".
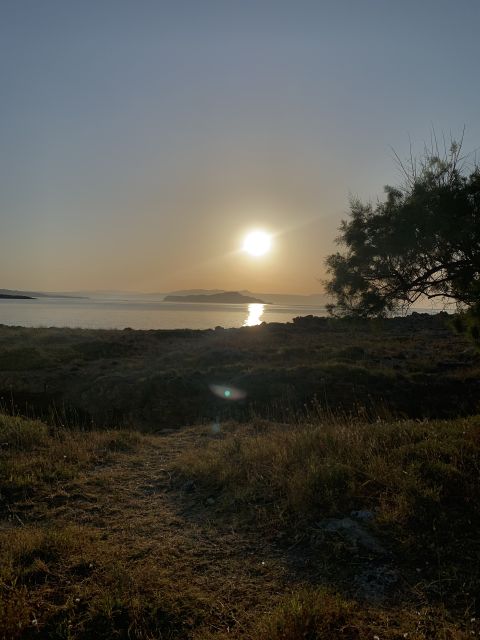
{"left": 164, "top": 291, "right": 267, "bottom": 304}
{"left": 0, "top": 313, "right": 478, "bottom": 429}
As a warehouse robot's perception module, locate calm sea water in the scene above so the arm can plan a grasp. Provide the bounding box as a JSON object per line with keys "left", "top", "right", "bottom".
{"left": 0, "top": 297, "right": 328, "bottom": 330}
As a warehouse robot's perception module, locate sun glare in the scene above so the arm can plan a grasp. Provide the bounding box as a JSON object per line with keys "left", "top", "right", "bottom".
{"left": 243, "top": 230, "right": 272, "bottom": 257}
{"left": 243, "top": 303, "right": 265, "bottom": 326}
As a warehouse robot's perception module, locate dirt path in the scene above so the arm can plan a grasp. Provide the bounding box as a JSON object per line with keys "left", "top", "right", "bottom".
{"left": 29, "top": 427, "right": 300, "bottom": 636}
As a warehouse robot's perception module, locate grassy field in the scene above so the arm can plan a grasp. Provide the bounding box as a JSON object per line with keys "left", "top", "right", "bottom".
{"left": 1, "top": 412, "right": 479, "bottom": 638}
{"left": 1, "top": 315, "right": 479, "bottom": 638}
{"left": 0, "top": 313, "right": 479, "bottom": 429}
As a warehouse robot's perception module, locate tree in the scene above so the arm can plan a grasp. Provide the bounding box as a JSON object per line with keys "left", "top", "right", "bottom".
{"left": 325, "top": 139, "right": 480, "bottom": 321}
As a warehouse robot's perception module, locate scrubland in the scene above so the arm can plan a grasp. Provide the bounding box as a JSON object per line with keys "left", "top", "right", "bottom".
{"left": 0, "top": 313, "right": 479, "bottom": 428}
{"left": 1, "top": 315, "right": 479, "bottom": 638}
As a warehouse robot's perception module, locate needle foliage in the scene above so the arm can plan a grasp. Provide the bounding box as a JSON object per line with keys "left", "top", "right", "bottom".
{"left": 325, "top": 139, "right": 480, "bottom": 320}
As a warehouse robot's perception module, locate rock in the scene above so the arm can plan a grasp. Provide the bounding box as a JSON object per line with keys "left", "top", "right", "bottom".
{"left": 182, "top": 480, "right": 196, "bottom": 493}
{"left": 354, "top": 564, "right": 398, "bottom": 601}
{"left": 316, "top": 517, "right": 386, "bottom": 555}
{"left": 350, "top": 509, "right": 375, "bottom": 521}
{"left": 140, "top": 484, "right": 156, "bottom": 495}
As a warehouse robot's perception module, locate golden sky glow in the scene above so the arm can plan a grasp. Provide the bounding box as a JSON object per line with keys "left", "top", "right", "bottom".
{"left": 1, "top": 3, "right": 478, "bottom": 295}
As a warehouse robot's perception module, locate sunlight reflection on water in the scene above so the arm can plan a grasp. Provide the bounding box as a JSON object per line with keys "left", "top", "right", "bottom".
{"left": 243, "top": 303, "right": 265, "bottom": 326}
{"left": 0, "top": 298, "right": 328, "bottom": 330}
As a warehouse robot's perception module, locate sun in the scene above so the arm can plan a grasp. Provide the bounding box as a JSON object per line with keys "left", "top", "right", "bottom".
{"left": 242, "top": 230, "right": 272, "bottom": 257}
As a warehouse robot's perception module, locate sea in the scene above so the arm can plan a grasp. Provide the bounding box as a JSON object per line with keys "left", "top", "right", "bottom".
{"left": 0, "top": 296, "right": 328, "bottom": 330}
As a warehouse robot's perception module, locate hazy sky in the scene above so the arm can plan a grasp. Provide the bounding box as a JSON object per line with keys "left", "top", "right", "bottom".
{"left": 1, "top": 0, "right": 479, "bottom": 294}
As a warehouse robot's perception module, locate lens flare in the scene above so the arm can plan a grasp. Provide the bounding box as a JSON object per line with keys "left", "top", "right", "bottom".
{"left": 209, "top": 384, "right": 247, "bottom": 400}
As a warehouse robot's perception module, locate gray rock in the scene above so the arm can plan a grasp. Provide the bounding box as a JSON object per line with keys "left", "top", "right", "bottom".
{"left": 182, "top": 480, "right": 196, "bottom": 493}
{"left": 354, "top": 564, "right": 399, "bottom": 601}
{"left": 316, "top": 517, "right": 386, "bottom": 555}
{"left": 350, "top": 509, "right": 375, "bottom": 521}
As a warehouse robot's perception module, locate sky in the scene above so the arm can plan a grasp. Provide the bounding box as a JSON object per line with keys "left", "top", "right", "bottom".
{"left": 1, "top": 0, "right": 479, "bottom": 294}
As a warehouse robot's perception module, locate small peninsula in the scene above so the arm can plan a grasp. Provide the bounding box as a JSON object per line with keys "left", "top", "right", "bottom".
{"left": 0, "top": 293, "right": 35, "bottom": 300}
{"left": 164, "top": 291, "right": 267, "bottom": 304}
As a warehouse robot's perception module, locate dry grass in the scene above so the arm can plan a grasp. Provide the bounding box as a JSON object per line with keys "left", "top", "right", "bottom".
{"left": 0, "top": 413, "right": 140, "bottom": 502}
{"left": 253, "top": 587, "right": 476, "bottom": 640}
{"left": 0, "top": 414, "right": 206, "bottom": 639}
{"left": 174, "top": 416, "right": 480, "bottom": 528}
{"left": 175, "top": 416, "right": 480, "bottom": 624}
{"left": 0, "top": 523, "right": 209, "bottom": 639}
{"left": 1, "top": 413, "right": 479, "bottom": 638}
{"left": 1, "top": 414, "right": 283, "bottom": 639}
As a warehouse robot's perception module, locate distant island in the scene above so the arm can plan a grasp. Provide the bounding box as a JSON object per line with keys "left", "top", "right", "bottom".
{"left": 0, "top": 293, "right": 35, "bottom": 300}
{"left": 164, "top": 291, "right": 268, "bottom": 304}
{"left": 0, "top": 288, "right": 86, "bottom": 299}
